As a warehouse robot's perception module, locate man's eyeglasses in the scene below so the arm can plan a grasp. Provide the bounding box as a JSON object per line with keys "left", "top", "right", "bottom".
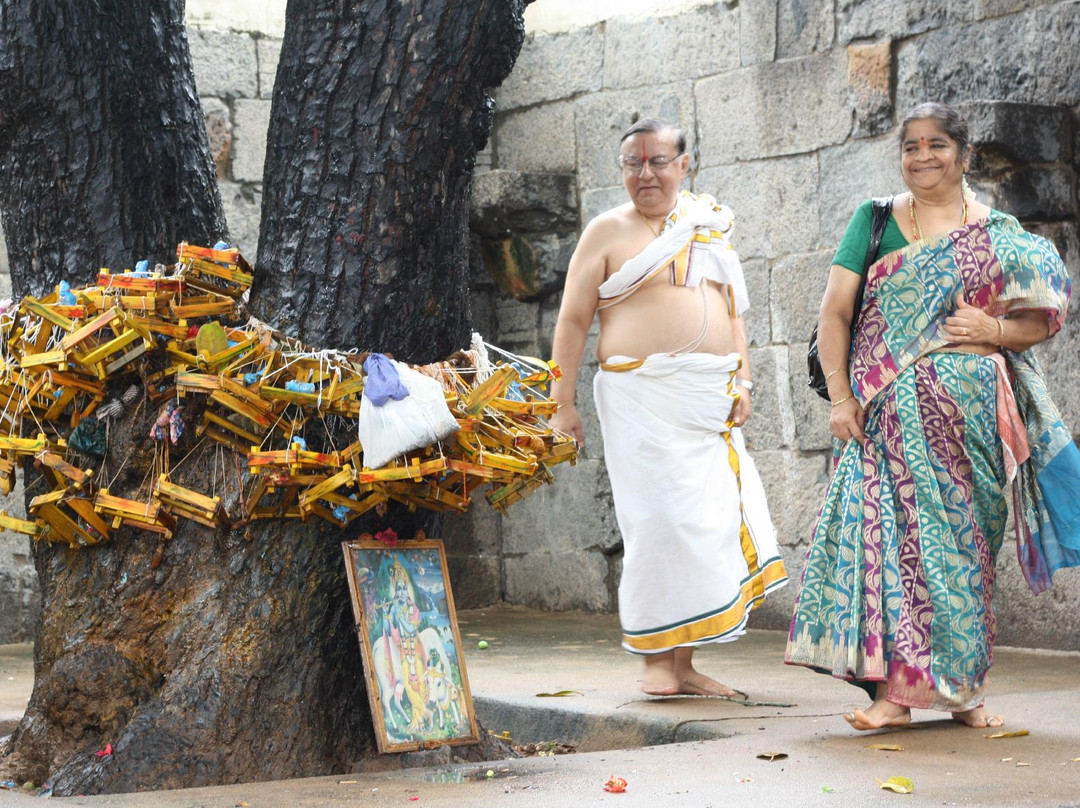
{"left": 618, "top": 154, "right": 683, "bottom": 173}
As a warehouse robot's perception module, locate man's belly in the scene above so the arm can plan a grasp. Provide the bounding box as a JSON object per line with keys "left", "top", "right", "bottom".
{"left": 597, "top": 284, "right": 737, "bottom": 362}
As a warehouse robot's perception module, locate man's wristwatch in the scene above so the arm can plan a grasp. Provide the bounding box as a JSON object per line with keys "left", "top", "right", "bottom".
{"left": 735, "top": 378, "right": 754, "bottom": 392}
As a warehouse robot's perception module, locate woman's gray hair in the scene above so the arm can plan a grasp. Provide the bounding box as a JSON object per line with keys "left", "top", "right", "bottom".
{"left": 900, "top": 102, "right": 972, "bottom": 159}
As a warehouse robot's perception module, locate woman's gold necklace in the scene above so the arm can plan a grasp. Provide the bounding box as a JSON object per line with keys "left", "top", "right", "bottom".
{"left": 909, "top": 193, "right": 968, "bottom": 241}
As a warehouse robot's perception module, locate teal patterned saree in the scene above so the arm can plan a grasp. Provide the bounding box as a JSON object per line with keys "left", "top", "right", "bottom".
{"left": 786, "top": 211, "right": 1079, "bottom": 711}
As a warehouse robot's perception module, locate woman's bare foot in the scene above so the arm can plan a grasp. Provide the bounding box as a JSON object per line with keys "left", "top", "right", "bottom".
{"left": 844, "top": 699, "right": 912, "bottom": 731}
{"left": 952, "top": 705, "right": 1004, "bottom": 728}
{"left": 640, "top": 652, "right": 679, "bottom": 696}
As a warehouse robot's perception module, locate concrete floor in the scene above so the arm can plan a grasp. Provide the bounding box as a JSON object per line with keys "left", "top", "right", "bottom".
{"left": 2, "top": 605, "right": 1079, "bottom": 807}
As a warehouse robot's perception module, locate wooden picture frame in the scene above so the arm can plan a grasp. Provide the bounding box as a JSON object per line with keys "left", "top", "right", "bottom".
{"left": 342, "top": 538, "right": 479, "bottom": 753}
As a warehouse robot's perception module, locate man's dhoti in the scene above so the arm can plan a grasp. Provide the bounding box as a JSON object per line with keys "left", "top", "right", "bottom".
{"left": 594, "top": 352, "right": 787, "bottom": 654}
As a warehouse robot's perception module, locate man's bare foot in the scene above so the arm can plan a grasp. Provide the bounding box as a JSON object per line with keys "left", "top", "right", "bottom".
{"left": 952, "top": 706, "right": 1004, "bottom": 728}
{"left": 678, "top": 670, "right": 747, "bottom": 700}
{"left": 844, "top": 699, "right": 911, "bottom": 731}
{"left": 640, "top": 652, "right": 679, "bottom": 696}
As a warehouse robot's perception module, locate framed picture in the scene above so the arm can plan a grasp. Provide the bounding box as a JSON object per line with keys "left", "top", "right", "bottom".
{"left": 342, "top": 538, "right": 479, "bottom": 753}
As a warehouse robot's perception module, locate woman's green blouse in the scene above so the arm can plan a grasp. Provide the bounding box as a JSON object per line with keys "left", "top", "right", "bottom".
{"left": 831, "top": 199, "right": 909, "bottom": 275}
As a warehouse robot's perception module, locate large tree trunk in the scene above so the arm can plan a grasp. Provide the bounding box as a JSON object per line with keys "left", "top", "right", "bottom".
{"left": 0, "top": 0, "right": 528, "bottom": 796}
{"left": 253, "top": 0, "right": 527, "bottom": 362}
{"left": 0, "top": 0, "right": 227, "bottom": 298}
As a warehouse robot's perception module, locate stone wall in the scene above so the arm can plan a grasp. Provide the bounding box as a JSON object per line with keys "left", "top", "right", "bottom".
{"left": 1, "top": 1, "right": 1079, "bottom": 650}
{"left": 459, "top": 0, "right": 1080, "bottom": 651}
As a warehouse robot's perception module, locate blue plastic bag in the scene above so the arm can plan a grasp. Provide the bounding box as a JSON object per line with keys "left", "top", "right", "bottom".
{"left": 362, "top": 353, "right": 410, "bottom": 407}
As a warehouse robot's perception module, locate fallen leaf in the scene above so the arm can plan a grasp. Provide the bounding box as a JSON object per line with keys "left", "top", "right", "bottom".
{"left": 536, "top": 690, "right": 584, "bottom": 697}
{"left": 738, "top": 777, "right": 753, "bottom": 784}
{"left": 1000, "top": 757, "right": 1013, "bottom": 762}
{"left": 876, "top": 776, "right": 914, "bottom": 794}
{"left": 985, "top": 730, "right": 1030, "bottom": 739}
{"left": 603, "top": 775, "right": 627, "bottom": 793}
{"left": 1015, "top": 762, "right": 1030, "bottom": 767}
{"left": 821, "top": 786, "right": 836, "bottom": 793}
{"left": 866, "top": 744, "right": 904, "bottom": 751}
{"left": 338, "top": 780, "right": 357, "bottom": 784}
{"left": 756, "top": 752, "right": 788, "bottom": 761}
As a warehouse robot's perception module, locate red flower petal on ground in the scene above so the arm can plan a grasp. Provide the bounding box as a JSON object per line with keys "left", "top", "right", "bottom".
{"left": 95, "top": 743, "right": 113, "bottom": 757}
{"left": 603, "top": 775, "right": 627, "bottom": 793}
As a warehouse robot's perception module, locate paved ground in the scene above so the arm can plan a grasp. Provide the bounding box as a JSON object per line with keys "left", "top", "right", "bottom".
{"left": 2, "top": 605, "right": 1079, "bottom": 807}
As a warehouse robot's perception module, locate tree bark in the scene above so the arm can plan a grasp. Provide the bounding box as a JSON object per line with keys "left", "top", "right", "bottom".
{"left": 0, "top": 0, "right": 528, "bottom": 796}
{"left": 253, "top": 0, "right": 527, "bottom": 363}
{"left": 0, "top": 0, "right": 227, "bottom": 298}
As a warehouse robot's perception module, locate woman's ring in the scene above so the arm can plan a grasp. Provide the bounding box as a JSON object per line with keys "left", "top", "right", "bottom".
{"left": 961, "top": 327, "right": 968, "bottom": 336}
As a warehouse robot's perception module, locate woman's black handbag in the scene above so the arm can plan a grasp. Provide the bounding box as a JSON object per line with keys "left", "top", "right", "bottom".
{"left": 806, "top": 197, "right": 894, "bottom": 400}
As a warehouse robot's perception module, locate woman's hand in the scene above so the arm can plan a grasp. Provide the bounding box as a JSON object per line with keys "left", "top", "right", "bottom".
{"left": 730, "top": 388, "right": 752, "bottom": 428}
{"left": 944, "top": 294, "right": 1000, "bottom": 346}
{"left": 829, "top": 396, "right": 866, "bottom": 443}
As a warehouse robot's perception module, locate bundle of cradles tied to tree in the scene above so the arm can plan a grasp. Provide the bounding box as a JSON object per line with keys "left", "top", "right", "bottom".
{"left": 0, "top": 243, "right": 576, "bottom": 549}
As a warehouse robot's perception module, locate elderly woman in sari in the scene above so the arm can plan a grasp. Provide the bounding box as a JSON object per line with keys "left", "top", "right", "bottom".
{"left": 786, "top": 102, "right": 1080, "bottom": 731}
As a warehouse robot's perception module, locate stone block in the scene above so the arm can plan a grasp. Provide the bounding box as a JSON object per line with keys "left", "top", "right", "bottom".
{"left": 256, "top": 37, "right": 283, "bottom": 98}
{"left": 470, "top": 171, "right": 578, "bottom": 238}
{"left": 504, "top": 551, "right": 611, "bottom": 611}
{"left": 581, "top": 186, "right": 628, "bottom": 229}
{"left": 495, "top": 27, "right": 604, "bottom": 111}
{"left": 574, "top": 82, "right": 696, "bottom": 191}
{"left": 777, "top": 0, "right": 835, "bottom": 57}
{"left": 754, "top": 449, "right": 832, "bottom": 549}
{"left": 445, "top": 554, "right": 502, "bottom": 609}
{"left": 469, "top": 288, "right": 497, "bottom": 340}
{"left": 0, "top": 569, "right": 16, "bottom": 643}
{"left": 696, "top": 155, "right": 821, "bottom": 259}
{"left": 502, "top": 459, "right": 616, "bottom": 556}
{"left": 983, "top": 166, "right": 1075, "bottom": 221}
{"left": 696, "top": 54, "right": 851, "bottom": 164}
{"left": 837, "top": 0, "right": 960, "bottom": 45}
{"left": 818, "top": 135, "right": 904, "bottom": 246}
{"left": 742, "top": 346, "right": 794, "bottom": 451}
{"left": 480, "top": 231, "right": 574, "bottom": 303}
{"left": 743, "top": 258, "right": 770, "bottom": 347}
{"left": 200, "top": 97, "right": 232, "bottom": 179}
{"left": 494, "top": 295, "right": 540, "bottom": 346}
{"left": 219, "top": 182, "right": 263, "bottom": 258}
{"left": 189, "top": 28, "right": 258, "bottom": 99}
{"left": 847, "top": 40, "right": 893, "bottom": 138}
{"left": 231, "top": 99, "right": 273, "bottom": 183}
{"left": 739, "top": 1, "right": 777, "bottom": 65}
{"left": 604, "top": 5, "right": 739, "bottom": 90}
{"left": 788, "top": 344, "right": 836, "bottom": 451}
{"left": 896, "top": 5, "right": 1080, "bottom": 112}
{"left": 442, "top": 501, "right": 501, "bottom": 557}
{"left": 961, "top": 100, "right": 1072, "bottom": 165}
{"left": 494, "top": 102, "right": 576, "bottom": 173}
{"left": 770, "top": 250, "right": 833, "bottom": 344}
{"left": 994, "top": 558, "right": 1080, "bottom": 650}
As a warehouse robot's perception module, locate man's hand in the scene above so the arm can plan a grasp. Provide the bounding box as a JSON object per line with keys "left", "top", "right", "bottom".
{"left": 550, "top": 403, "right": 585, "bottom": 446}
{"left": 730, "top": 390, "right": 752, "bottom": 428}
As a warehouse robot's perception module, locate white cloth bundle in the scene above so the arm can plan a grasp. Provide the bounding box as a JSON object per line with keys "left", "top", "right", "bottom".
{"left": 358, "top": 361, "right": 459, "bottom": 469}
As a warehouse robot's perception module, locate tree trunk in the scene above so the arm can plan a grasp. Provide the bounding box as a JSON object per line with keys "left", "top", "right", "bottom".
{"left": 253, "top": 0, "right": 527, "bottom": 362}
{"left": 0, "top": 0, "right": 227, "bottom": 298}
{"left": 0, "top": 0, "right": 528, "bottom": 796}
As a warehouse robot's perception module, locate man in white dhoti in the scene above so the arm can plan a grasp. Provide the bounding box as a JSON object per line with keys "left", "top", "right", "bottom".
{"left": 550, "top": 118, "right": 787, "bottom": 697}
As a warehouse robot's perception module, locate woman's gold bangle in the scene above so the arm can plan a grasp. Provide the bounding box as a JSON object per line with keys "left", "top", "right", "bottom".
{"left": 824, "top": 368, "right": 842, "bottom": 382}
{"left": 831, "top": 395, "right": 853, "bottom": 408}
{"left": 997, "top": 319, "right": 1006, "bottom": 346}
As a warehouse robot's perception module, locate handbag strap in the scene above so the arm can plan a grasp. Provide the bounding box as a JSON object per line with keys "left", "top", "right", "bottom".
{"left": 852, "top": 196, "right": 894, "bottom": 322}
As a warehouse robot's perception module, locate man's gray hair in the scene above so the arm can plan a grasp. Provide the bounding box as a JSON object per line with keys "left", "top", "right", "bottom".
{"left": 620, "top": 117, "right": 686, "bottom": 155}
